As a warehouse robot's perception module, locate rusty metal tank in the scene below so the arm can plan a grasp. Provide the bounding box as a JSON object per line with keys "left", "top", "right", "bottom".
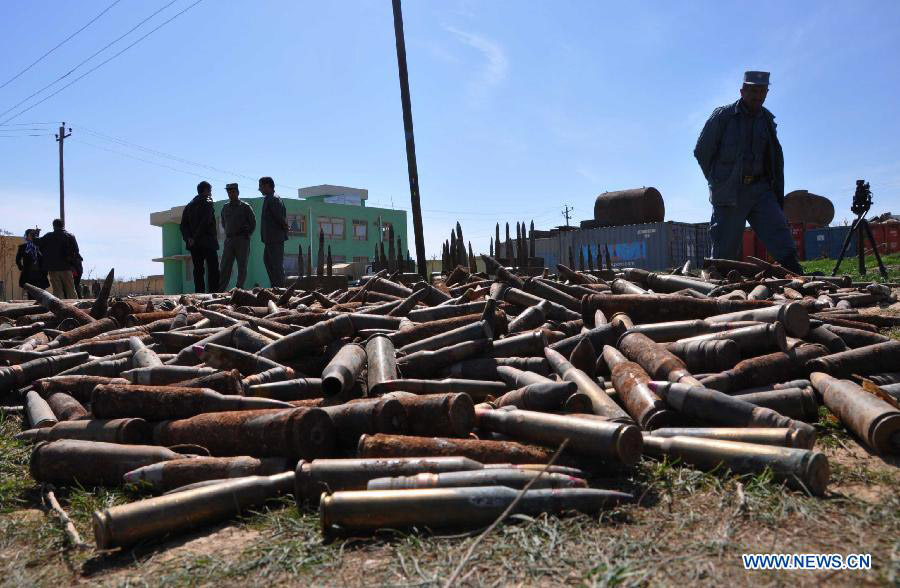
{"left": 593, "top": 188, "right": 665, "bottom": 227}
{"left": 783, "top": 190, "right": 834, "bottom": 227}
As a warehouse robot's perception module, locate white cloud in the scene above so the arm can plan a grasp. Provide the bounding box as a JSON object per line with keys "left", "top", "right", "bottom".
{"left": 444, "top": 26, "right": 508, "bottom": 106}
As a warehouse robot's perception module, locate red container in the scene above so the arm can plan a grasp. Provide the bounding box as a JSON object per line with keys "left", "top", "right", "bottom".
{"left": 741, "top": 228, "right": 770, "bottom": 262}
{"left": 789, "top": 222, "right": 808, "bottom": 260}
{"left": 867, "top": 223, "right": 887, "bottom": 256}
{"left": 882, "top": 221, "right": 900, "bottom": 253}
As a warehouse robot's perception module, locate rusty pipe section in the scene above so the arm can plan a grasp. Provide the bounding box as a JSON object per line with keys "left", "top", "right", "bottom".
{"left": 810, "top": 372, "right": 900, "bottom": 454}
{"left": 698, "top": 344, "right": 829, "bottom": 393}
{"left": 124, "top": 456, "right": 291, "bottom": 493}
{"left": 617, "top": 331, "right": 699, "bottom": 385}
{"left": 153, "top": 408, "right": 335, "bottom": 459}
{"left": 602, "top": 346, "right": 674, "bottom": 430}
{"left": 545, "top": 347, "right": 630, "bottom": 421}
{"left": 641, "top": 435, "right": 828, "bottom": 495}
{"left": 647, "top": 427, "right": 813, "bottom": 449}
{"left": 366, "top": 469, "right": 586, "bottom": 490}
{"left": 319, "top": 486, "right": 631, "bottom": 538}
{"left": 94, "top": 471, "right": 295, "bottom": 548}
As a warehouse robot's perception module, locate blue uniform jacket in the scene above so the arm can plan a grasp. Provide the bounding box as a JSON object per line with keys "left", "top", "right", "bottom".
{"left": 693, "top": 99, "right": 785, "bottom": 207}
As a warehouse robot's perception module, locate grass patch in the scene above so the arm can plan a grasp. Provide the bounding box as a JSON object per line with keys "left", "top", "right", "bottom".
{"left": 801, "top": 253, "right": 900, "bottom": 282}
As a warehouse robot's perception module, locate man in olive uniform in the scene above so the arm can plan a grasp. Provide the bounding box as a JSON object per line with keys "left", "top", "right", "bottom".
{"left": 219, "top": 183, "right": 256, "bottom": 290}
{"left": 693, "top": 71, "right": 803, "bottom": 274}
{"left": 259, "top": 176, "right": 288, "bottom": 287}
{"left": 39, "top": 219, "right": 80, "bottom": 298}
{"left": 180, "top": 181, "right": 220, "bottom": 293}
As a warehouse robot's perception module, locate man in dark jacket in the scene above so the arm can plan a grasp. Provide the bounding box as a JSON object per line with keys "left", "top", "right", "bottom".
{"left": 693, "top": 71, "right": 802, "bottom": 274}
{"left": 219, "top": 183, "right": 256, "bottom": 290}
{"left": 258, "top": 176, "right": 288, "bottom": 287}
{"left": 180, "top": 181, "right": 220, "bottom": 293}
{"left": 15, "top": 228, "right": 49, "bottom": 297}
{"left": 39, "top": 219, "right": 79, "bottom": 298}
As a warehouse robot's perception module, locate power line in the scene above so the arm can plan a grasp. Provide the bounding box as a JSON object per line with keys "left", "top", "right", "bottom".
{"left": 0, "top": 0, "right": 123, "bottom": 91}
{"left": 0, "top": 121, "right": 60, "bottom": 126}
{"left": 0, "top": 133, "right": 54, "bottom": 138}
{"left": 72, "top": 138, "right": 234, "bottom": 182}
{"left": 0, "top": 0, "right": 203, "bottom": 125}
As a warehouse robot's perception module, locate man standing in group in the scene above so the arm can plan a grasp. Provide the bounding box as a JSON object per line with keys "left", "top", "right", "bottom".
{"left": 259, "top": 176, "right": 288, "bottom": 287}
{"left": 39, "top": 219, "right": 80, "bottom": 298}
{"left": 180, "top": 181, "right": 220, "bottom": 293}
{"left": 693, "top": 71, "right": 803, "bottom": 274}
{"left": 219, "top": 182, "right": 256, "bottom": 290}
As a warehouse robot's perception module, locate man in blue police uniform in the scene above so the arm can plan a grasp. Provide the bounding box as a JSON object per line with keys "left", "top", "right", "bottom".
{"left": 694, "top": 71, "right": 803, "bottom": 274}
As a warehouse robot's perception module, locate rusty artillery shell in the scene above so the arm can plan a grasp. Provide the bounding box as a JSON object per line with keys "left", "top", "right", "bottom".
{"left": 294, "top": 456, "right": 485, "bottom": 503}
{"left": 625, "top": 319, "right": 759, "bottom": 343}
{"left": 0, "top": 352, "right": 90, "bottom": 395}
{"left": 397, "top": 338, "right": 493, "bottom": 379}
{"left": 406, "top": 301, "right": 488, "bottom": 323}
{"left": 806, "top": 341, "right": 900, "bottom": 379}
{"left": 257, "top": 314, "right": 354, "bottom": 362}
{"left": 811, "top": 372, "right": 900, "bottom": 454}
{"left": 545, "top": 347, "right": 630, "bottom": 421}
{"left": 46, "top": 317, "right": 118, "bottom": 349}
{"left": 496, "top": 365, "right": 552, "bottom": 388}
{"left": 443, "top": 357, "right": 551, "bottom": 380}
{"left": 489, "top": 330, "right": 548, "bottom": 358}
{"left": 371, "top": 378, "right": 507, "bottom": 402}
{"left": 704, "top": 301, "right": 809, "bottom": 337}
{"left": 153, "top": 408, "right": 335, "bottom": 459}
{"left": 30, "top": 439, "right": 192, "bottom": 486}
{"left": 246, "top": 377, "right": 323, "bottom": 401}
{"left": 734, "top": 388, "right": 818, "bottom": 422}
{"left": 548, "top": 322, "right": 624, "bottom": 357}
{"left": 642, "top": 435, "right": 828, "bottom": 495}
{"left": 91, "top": 383, "right": 293, "bottom": 420}
{"left": 121, "top": 365, "right": 220, "bottom": 386}
{"left": 610, "top": 279, "right": 648, "bottom": 296}
{"left": 320, "top": 485, "right": 631, "bottom": 537}
{"left": 240, "top": 365, "right": 295, "bottom": 391}
{"left": 475, "top": 407, "right": 641, "bottom": 465}
{"left": 678, "top": 322, "right": 787, "bottom": 356}
{"left": 581, "top": 293, "right": 770, "bottom": 326}
{"left": 46, "top": 391, "right": 89, "bottom": 421}
{"left": 175, "top": 369, "right": 244, "bottom": 396}
{"left": 640, "top": 271, "right": 720, "bottom": 296}
{"left": 367, "top": 468, "right": 587, "bottom": 491}
{"left": 320, "top": 396, "right": 407, "bottom": 449}
{"left": 94, "top": 471, "right": 295, "bottom": 548}
{"left": 365, "top": 334, "right": 397, "bottom": 396}
{"left": 568, "top": 335, "right": 597, "bottom": 377}
{"left": 805, "top": 325, "right": 849, "bottom": 353}
{"left": 197, "top": 342, "right": 283, "bottom": 376}
{"left": 664, "top": 339, "right": 741, "bottom": 373}
{"left": 123, "top": 455, "right": 291, "bottom": 492}
{"left": 388, "top": 313, "right": 483, "bottom": 348}
{"left": 647, "top": 381, "right": 817, "bottom": 446}
{"left": 617, "top": 331, "right": 699, "bottom": 385}
{"left": 602, "top": 346, "right": 674, "bottom": 430}
{"left": 648, "top": 427, "right": 813, "bottom": 449}
{"left": 23, "top": 283, "right": 95, "bottom": 325}
{"left": 321, "top": 343, "right": 366, "bottom": 397}
{"left": 748, "top": 284, "right": 771, "bottom": 300}
{"left": 55, "top": 351, "right": 131, "bottom": 378}
{"left": 14, "top": 418, "right": 151, "bottom": 444}
{"left": 231, "top": 325, "right": 275, "bottom": 353}
{"left": 25, "top": 390, "right": 57, "bottom": 428}
{"left": 494, "top": 381, "right": 578, "bottom": 411}
{"left": 382, "top": 392, "right": 474, "bottom": 437}
{"left": 347, "top": 313, "right": 403, "bottom": 332}
{"left": 698, "top": 344, "right": 829, "bottom": 393}
{"left": 357, "top": 433, "right": 568, "bottom": 467}
{"left": 733, "top": 379, "right": 812, "bottom": 394}
{"left": 400, "top": 321, "right": 492, "bottom": 356}
{"left": 507, "top": 302, "right": 550, "bottom": 333}
{"left": 821, "top": 324, "right": 891, "bottom": 348}
{"left": 522, "top": 277, "right": 582, "bottom": 312}
{"left": 491, "top": 283, "right": 580, "bottom": 322}
{"left": 129, "top": 335, "right": 163, "bottom": 369}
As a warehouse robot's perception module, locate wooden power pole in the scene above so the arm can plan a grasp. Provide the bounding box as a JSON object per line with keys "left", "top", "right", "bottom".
{"left": 55, "top": 122, "right": 72, "bottom": 224}
{"left": 391, "top": 0, "right": 427, "bottom": 279}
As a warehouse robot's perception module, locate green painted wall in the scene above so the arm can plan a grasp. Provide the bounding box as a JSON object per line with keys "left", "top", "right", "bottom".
{"left": 156, "top": 196, "right": 408, "bottom": 293}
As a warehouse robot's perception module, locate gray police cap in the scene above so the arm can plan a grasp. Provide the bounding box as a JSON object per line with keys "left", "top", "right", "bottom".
{"left": 743, "top": 71, "right": 770, "bottom": 86}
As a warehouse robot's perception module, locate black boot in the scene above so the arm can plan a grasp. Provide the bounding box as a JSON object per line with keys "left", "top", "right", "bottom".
{"left": 779, "top": 253, "right": 804, "bottom": 275}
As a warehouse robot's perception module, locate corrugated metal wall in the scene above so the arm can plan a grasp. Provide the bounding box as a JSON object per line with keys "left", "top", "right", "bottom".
{"left": 533, "top": 221, "right": 711, "bottom": 271}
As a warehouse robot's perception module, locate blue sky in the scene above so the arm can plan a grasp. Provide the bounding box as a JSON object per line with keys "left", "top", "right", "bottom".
{"left": 1, "top": 0, "right": 899, "bottom": 279}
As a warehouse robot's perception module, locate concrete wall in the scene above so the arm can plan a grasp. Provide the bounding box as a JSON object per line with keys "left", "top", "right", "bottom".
{"left": 0, "top": 236, "right": 25, "bottom": 301}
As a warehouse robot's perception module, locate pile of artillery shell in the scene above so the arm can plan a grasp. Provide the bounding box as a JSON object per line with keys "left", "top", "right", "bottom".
{"left": 2, "top": 258, "right": 899, "bottom": 549}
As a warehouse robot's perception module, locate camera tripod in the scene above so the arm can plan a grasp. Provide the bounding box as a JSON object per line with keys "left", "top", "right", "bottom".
{"left": 831, "top": 180, "right": 888, "bottom": 279}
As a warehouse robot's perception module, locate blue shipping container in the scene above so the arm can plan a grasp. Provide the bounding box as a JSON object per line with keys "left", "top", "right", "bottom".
{"left": 533, "top": 221, "right": 711, "bottom": 272}
{"left": 804, "top": 226, "right": 855, "bottom": 260}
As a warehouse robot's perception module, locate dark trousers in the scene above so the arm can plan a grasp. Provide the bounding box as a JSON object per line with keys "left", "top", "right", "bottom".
{"left": 263, "top": 241, "right": 285, "bottom": 287}
{"left": 219, "top": 236, "right": 250, "bottom": 290}
{"left": 190, "top": 247, "right": 220, "bottom": 293}
{"left": 710, "top": 182, "right": 797, "bottom": 262}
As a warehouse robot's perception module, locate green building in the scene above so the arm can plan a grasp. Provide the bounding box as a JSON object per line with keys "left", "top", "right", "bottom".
{"left": 151, "top": 184, "right": 408, "bottom": 294}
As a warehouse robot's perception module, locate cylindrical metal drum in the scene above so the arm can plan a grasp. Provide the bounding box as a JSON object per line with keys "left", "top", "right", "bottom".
{"left": 594, "top": 187, "right": 665, "bottom": 227}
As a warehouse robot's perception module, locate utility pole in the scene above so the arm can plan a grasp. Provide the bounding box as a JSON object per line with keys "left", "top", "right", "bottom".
{"left": 55, "top": 122, "right": 72, "bottom": 224}
{"left": 562, "top": 205, "right": 573, "bottom": 227}
{"left": 391, "top": 0, "right": 427, "bottom": 279}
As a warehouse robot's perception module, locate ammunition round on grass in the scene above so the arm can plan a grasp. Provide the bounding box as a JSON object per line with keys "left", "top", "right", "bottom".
{"left": 647, "top": 427, "right": 813, "bottom": 449}
{"left": 153, "top": 407, "right": 335, "bottom": 459}
{"left": 30, "top": 439, "right": 192, "bottom": 486}
{"left": 617, "top": 331, "right": 699, "bottom": 386}
{"left": 366, "top": 468, "right": 587, "bottom": 491}
{"left": 91, "top": 384, "right": 293, "bottom": 420}
{"left": 733, "top": 387, "right": 819, "bottom": 422}
{"left": 545, "top": 347, "right": 631, "bottom": 422}
{"left": 25, "top": 390, "right": 58, "bottom": 428}
{"left": 294, "top": 456, "right": 486, "bottom": 503}
{"left": 382, "top": 392, "right": 475, "bottom": 437}
{"left": 641, "top": 435, "right": 829, "bottom": 496}
{"left": 811, "top": 372, "right": 900, "bottom": 454}
{"left": 122, "top": 365, "right": 219, "bottom": 385}
{"left": 678, "top": 322, "right": 787, "bottom": 356}
{"left": 698, "top": 344, "right": 829, "bottom": 393}
{"left": 93, "top": 471, "right": 295, "bottom": 549}
{"left": 664, "top": 338, "right": 741, "bottom": 373}
{"left": 704, "top": 301, "right": 810, "bottom": 338}
{"left": 356, "top": 433, "right": 566, "bottom": 467}
{"left": 123, "top": 456, "right": 291, "bottom": 492}
{"left": 494, "top": 381, "right": 578, "bottom": 411}
{"left": 806, "top": 341, "right": 900, "bottom": 379}
{"left": 602, "top": 346, "right": 675, "bottom": 430}
{"left": 319, "top": 486, "right": 632, "bottom": 538}
{"left": 45, "top": 391, "right": 89, "bottom": 421}
{"left": 320, "top": 397, "right": 407, "bottom": 449}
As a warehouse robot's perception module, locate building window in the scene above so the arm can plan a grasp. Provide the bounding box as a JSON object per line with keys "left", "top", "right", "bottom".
{"left": 287, "top": 214, "right": 307, "bottom": 236}
{"left": 352, "top": 220, "right": 368, "bottom": 241}
{"left": 318, "top": 217, "right": 345, "bottom": 239}
{"left": 332, "top": 255, "right": 347, "bottom": 263}
{"left": 353, "top": 256, "right": 369, "bottom": 263}
{"left": 283, "top": 254, "right": 299, "bottom": 276}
